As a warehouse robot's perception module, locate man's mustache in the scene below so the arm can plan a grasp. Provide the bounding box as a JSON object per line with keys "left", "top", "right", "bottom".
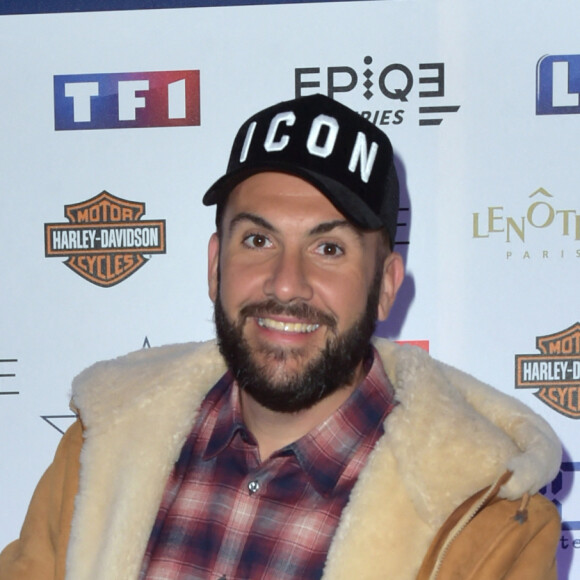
{"left": 239, "top": 300, "right": 337, "bottom": 330}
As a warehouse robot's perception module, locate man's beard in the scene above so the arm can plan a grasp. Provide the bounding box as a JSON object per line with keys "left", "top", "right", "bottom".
{"left": 214, "top": 269, "right": 382, "bottom": 413}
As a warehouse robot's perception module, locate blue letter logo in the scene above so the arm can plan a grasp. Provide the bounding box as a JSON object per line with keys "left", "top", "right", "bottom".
{"left": 536, "top": 55, "right": 580, "bottom": 115}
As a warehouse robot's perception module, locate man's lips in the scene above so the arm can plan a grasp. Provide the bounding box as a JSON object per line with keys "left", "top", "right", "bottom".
{"left": 256, "top": 317, "right": 320, "bottom": 334}
{"left": 240, "top": 299, "right": 336, "bottom": 332}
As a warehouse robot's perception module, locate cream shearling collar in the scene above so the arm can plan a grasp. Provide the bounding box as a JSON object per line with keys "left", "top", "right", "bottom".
{"left": 66, "top": 338, "right": 561, "bottom": 580}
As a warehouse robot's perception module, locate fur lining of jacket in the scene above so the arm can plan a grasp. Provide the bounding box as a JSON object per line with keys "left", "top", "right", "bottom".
{"left": 60, "top": 337, "right": 561, "bottom": 580}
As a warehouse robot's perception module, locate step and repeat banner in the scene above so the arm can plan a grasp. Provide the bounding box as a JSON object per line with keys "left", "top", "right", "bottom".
{"left": 1, "top": 1, "right": 578, "bottom": 576}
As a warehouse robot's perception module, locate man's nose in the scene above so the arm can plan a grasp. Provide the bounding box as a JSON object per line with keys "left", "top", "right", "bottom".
{"left": 263, "top": 249, "right": 314, "bottom": 303}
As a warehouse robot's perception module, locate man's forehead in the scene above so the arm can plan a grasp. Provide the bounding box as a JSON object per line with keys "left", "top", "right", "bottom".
{"left": 223, "top": 171, "right": 353, "bottom": 223}
{"left": 220, "top": 173, "right": 386, "bottom": 253}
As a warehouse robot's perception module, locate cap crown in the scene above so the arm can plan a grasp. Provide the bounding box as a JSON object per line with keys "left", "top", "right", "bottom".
{"left": 204, "top": 94, "right": 399, "bottom": 246}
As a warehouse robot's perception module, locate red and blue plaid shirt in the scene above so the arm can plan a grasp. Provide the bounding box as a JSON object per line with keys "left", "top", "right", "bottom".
{"left": 139, "top": 347, "right": 396, "bottom": 580}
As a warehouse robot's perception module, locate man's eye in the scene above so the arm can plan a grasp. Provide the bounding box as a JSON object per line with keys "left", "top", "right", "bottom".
{"left": 316, "top": 243, "right": 344, "bottom": 257}
{"left": 243, "top": 234, "right": 272, "bottom": 249}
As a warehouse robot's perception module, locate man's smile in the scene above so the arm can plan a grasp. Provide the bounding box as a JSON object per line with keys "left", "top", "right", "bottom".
{"left": 256, "top": 317, "right": 320, "bottom": 334}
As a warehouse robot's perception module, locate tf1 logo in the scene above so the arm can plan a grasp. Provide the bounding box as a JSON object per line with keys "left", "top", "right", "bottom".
{"left": 536, "top": 55, "right": 580, "bottom": 115}
{"left": 54, "top": 70, "right": 200, "bottom": 130}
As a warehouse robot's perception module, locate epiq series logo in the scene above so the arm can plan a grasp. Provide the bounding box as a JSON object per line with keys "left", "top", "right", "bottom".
{"left": 472, "top": 187, "right": 580, "bottom": 261}
{"left": 295, "top": 56, "right": 460, "bottom": 126}
{"left": 515, "top": 323, "right": 580, "bottom": 418}
{"left": 54, "top": 70, "right": 200, "bottom": 130}
{"left": 44, "top": 191, "right": 166, "bottom": 287}
{"left": 536, "top": 55, "right": 580, "bottom": 115}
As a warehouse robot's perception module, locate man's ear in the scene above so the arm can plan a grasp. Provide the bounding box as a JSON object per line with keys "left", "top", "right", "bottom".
{"left": 208, "top": 233, "right": 220, "bottom": 303}
{"left": 377, "top": 251, "right": 405, "bottom": 321}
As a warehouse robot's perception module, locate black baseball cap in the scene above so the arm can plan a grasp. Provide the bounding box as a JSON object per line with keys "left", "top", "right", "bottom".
{"left": 203, "top": 94, "right": 399, "bottom": 247}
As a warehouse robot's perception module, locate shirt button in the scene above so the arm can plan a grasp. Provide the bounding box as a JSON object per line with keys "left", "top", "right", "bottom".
{"left": 248, "top": 480, "right": 260, "bottom": 495}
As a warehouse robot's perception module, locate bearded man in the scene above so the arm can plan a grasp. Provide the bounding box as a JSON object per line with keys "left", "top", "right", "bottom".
{"left": 0, "top": 94, "right": 561, "bottom": 580}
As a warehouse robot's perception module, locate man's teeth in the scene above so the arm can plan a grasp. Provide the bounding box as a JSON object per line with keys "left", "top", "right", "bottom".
{"left": 257, "top": 318, "right": 320, "bottom": 333}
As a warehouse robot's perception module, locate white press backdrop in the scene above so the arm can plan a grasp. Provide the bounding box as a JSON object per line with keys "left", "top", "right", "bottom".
{"left": 1, "top": 2, "right": 578, "bottom": 577}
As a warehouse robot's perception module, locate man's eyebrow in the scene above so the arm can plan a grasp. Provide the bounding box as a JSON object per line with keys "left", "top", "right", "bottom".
{"left": 309, "top": 219, "right": 364, "bottom": 239}
{"left": 228, "top": 213, "right": 363, "bottom": 239}
{"left": 228, "top": 212, "right": 278, "bottom": 236}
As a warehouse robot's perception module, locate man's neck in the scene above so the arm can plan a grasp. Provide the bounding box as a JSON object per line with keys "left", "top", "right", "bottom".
{"left": 239, "top": 365, "right": 364, "bottom": 461}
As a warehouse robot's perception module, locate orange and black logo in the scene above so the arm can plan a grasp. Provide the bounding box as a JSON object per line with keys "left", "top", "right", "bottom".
{"left": 45, "top": 191, "right": 166, "bottom": 287}
{"left": 515, "top": 323, "right": 580, "bottom": 418}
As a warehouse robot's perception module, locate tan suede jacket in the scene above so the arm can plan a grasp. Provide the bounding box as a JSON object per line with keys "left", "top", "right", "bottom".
{"left": 0, "top": 339, "right": 562, "bottom": 579}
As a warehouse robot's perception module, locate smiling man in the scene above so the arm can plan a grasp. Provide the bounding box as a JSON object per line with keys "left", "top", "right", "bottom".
{"left": 0, "top": 95, "right": 562, "bottom": 580}
{"left": 208, "top": 172, "right": 402, "bottom": 459}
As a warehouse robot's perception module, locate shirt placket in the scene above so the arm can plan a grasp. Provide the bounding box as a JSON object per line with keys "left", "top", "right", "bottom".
{"left": 212, "top": 441, "right": 277, "bottom": 580}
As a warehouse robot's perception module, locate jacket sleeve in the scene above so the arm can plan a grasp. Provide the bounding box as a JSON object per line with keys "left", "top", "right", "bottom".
{"left": 0, "top": 420, "right": 83, "bottom": 580}
{"left": 418, "top": 492, "right": 561, "bottom": 580}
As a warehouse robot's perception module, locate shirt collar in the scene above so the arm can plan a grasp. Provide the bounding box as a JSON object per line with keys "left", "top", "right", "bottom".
{"left": 290, "top": 347, "right": 395, "bottom": 496}
{"left": 202, "top": 347, "right": 396, "bottom": 496}
{"left": 203, "top": 371, "right": 251, "bottom": 460}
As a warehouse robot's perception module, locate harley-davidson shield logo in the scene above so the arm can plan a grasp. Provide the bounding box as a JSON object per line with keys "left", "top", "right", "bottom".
{"left": 515, "top": 323, "right": 580, "bottom": 418}
{"left": 44, "top": 191, "right": 166, "bottom": 287}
